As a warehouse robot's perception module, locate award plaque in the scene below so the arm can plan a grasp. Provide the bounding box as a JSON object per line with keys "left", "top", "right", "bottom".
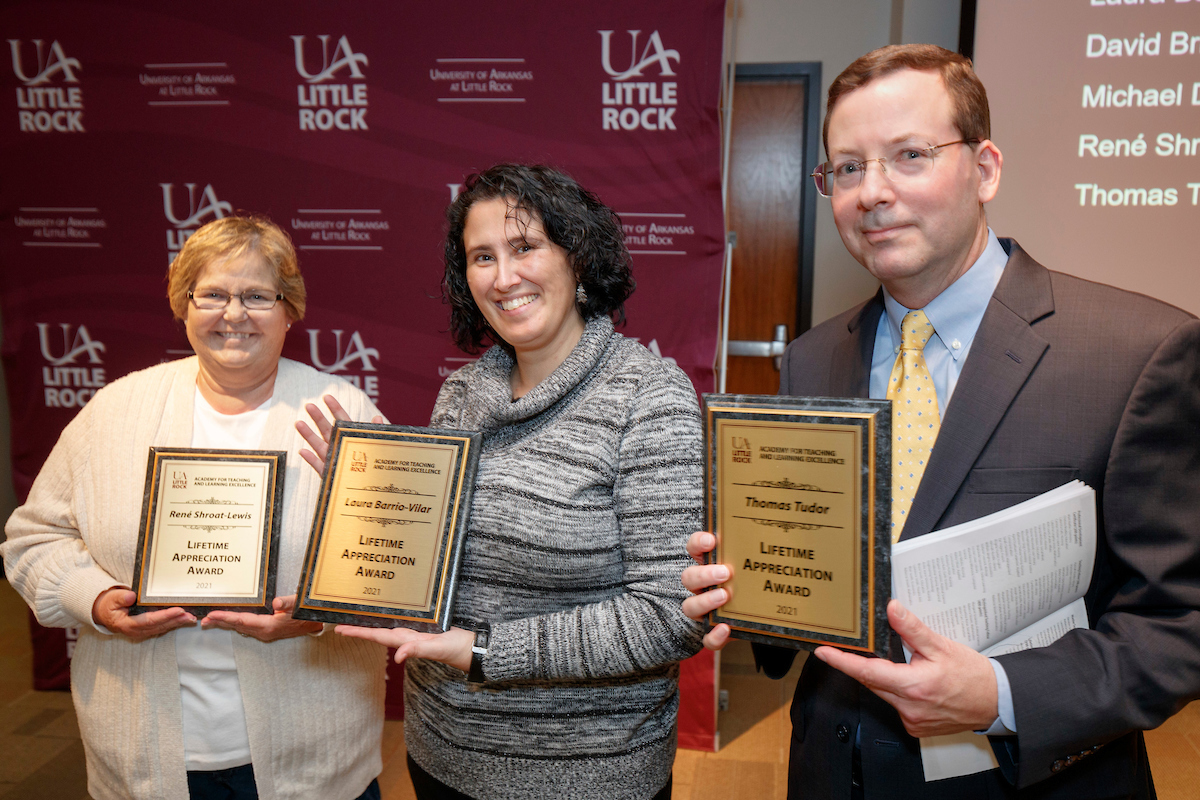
{"left": 703, "top": 394, "right": 891, "bottom": 657}
{"left": 131, "top": 448, "right": 286, "bottom": 615}
{"left": 294, "top": 421, "right": 480, "bottom": 631}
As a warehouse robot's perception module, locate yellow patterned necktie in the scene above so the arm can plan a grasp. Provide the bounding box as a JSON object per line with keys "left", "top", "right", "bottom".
{"left": 887, "top": 309, "right": 941, "bottom": 542}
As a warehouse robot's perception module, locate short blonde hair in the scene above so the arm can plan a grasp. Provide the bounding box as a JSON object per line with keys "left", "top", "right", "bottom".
{"left": 167, "top": 216, "right": 306, "bottom": 321}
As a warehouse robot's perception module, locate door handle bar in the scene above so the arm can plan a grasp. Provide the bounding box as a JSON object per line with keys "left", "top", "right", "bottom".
{"left": 727, "top": 324, "right": 789, "bottom": 369}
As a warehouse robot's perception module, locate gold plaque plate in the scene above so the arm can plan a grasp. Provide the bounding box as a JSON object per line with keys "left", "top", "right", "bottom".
{"left": 294, "top": 421, "right": 480, "bottom": 630}
{"left": 132, "top": 448, "right": 286, "bottom": 615}
{"left": 704, "top": 395, "right": 890, "bottom": 656}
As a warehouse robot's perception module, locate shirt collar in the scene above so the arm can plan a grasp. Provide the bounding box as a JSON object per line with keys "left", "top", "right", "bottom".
{"left": 881, "top": 229, "right": 1008, "bottom": 362}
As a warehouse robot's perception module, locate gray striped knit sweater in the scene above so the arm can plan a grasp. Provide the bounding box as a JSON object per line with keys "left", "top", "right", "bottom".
{"left": 405, "top": 315, "right": 705, "bottom": 799}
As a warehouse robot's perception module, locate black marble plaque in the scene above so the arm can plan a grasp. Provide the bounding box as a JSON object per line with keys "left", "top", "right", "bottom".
{"left": 294, "top": 421, "right": 480, "bottom": 631}
{"left": 131, "top": 448, "right": 286, "bottom": 615}
{"left": 703, "top": 394, "right": 891, "bottom": 657}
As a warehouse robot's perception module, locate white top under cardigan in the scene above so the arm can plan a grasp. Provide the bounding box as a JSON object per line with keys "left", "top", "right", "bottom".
{"left": 2, "top": 357, "right": 387, "bottom": 800}
{"left": 175, "top": 388, "right": 271, "bottom": 770}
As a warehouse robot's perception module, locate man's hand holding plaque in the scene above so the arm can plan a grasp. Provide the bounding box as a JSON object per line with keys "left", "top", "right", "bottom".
{"left": 681, "top": 532, "right": 734, "bottom": 650}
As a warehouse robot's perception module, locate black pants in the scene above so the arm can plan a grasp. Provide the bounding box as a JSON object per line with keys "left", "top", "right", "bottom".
{"left": 407, "top": 753, "right": 673, "bottom": 800}
{"left": 187, "top": 763, "right": 381, "bottom": 800}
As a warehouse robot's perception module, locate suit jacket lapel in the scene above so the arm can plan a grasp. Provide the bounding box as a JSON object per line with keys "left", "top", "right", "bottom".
{"left": 898, "top": 241, "right": 1055, "bottom": 541}
{"left": 832, "top": 289, "right": 883, "bottom": 398}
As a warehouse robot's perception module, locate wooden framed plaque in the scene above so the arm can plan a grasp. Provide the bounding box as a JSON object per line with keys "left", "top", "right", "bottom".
{"left": 131, "top": 448, "right": 286, "bottom": 615}
{"left": 703, "top": 394, "right": 891, "bottom": 657}
{"left": 294, "top": 421, "right": 480, "bottom": 631}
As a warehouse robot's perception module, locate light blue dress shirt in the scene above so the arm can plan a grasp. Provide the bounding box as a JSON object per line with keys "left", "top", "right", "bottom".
{"left": 868, "top": 229, "right": 1018, "bottom": 736}
{"left": 869, "top": 230, "right": 1008, "bottom": 414}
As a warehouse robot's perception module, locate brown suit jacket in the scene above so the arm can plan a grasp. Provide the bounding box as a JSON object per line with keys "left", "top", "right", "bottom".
{"left": 759, "top": 240, "right": 1200, "bottom": 799}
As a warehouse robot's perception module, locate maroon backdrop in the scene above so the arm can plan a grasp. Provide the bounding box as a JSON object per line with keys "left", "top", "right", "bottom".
{"left": 2, "top": 1, "right": 725, "bottom": 749}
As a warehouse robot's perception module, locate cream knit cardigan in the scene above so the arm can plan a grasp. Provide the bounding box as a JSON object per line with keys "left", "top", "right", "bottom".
{"left": 3, "top": 356, "right": 386, "bottom": 800}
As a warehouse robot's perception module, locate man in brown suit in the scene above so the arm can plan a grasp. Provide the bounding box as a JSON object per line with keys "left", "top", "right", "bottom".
{"left": 683, "top": 44, "right": 1200, "bottom": 799}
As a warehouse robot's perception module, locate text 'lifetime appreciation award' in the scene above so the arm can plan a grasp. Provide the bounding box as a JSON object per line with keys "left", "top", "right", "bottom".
{"left": 132, "top": 448, "right": 286, "bottom": 615}
{"left": 294, "top": 421, "right": 480, "bottom": 631}
{"left": 703, "top": 395, "right": 891, "bottom": 657}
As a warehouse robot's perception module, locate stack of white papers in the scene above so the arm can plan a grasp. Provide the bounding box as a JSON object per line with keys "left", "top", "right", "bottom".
{"left": 890, "top": 480, "right": 1097, "bottom": 781}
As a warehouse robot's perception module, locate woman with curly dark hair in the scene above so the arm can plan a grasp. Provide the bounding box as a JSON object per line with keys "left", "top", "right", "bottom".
{"left": 440, "top": 164, "right": 636, "bottom": 360}
{"left": 309, "top": 164, "right": 705, "bottom": 799}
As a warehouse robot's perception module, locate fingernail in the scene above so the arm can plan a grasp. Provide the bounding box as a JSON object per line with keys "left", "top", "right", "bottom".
{"left": 715, "top": 566, "right": 730, "bottom": 581}
{"left": 893, "top": 604, "right": 907, "bottom": 620}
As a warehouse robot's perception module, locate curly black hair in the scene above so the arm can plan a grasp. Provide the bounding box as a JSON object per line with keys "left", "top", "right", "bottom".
{"left": 443, "top": 163, "right": 635, "bottom": 354}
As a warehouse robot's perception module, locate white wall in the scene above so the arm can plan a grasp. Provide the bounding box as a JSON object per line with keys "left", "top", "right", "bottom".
{"left": 731, "top": 0, "right": 962, "bottom": 327}
{"left": 901, "top": 0, "right": 963, "bottom": 59}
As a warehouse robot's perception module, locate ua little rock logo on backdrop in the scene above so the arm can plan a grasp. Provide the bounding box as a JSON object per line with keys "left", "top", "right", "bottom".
{"left": 9, "top": 39, "right": 84, "bottom": 132}
{"left": 599, "top": 30, "right": 680, "bottom": 131}
{"left": 37, "top": 323, "right": 106, "bottom": 408}
{"left": 292, "top": 35, "right": 368, "bottom": 130}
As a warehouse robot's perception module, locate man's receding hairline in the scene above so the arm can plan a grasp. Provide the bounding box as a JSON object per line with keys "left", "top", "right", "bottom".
{"left": 826, "top": 68, "right": 962, "bottom": 150}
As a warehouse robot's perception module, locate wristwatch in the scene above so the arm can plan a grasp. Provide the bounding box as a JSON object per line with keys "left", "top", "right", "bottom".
{"left": 467, "top": 622, "right": 490, "bottom": 683}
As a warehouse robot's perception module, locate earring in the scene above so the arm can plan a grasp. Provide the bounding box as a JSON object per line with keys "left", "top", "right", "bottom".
{"left": 576, "top": 283, "right": 587, "bottom": 305}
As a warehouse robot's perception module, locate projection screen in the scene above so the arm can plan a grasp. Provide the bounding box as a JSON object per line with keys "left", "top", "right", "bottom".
{"left": 972, "top": 0, "right": 1200, "bottom": 316}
